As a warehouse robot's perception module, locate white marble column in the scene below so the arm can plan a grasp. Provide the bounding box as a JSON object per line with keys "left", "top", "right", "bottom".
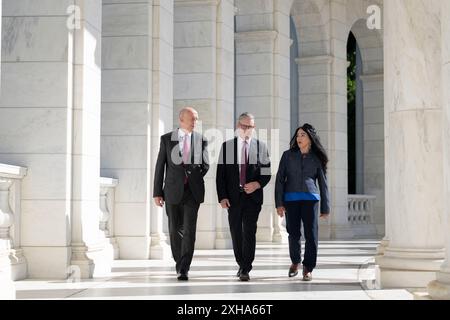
{"left": 174, "top": 0, "right": 235, "bottom": 249}
{"left": 428, "top": 0, "right": 450, "bottom": 299}
{"left": 149, "top": 0, "right": 173, "bottom": 259}
{"left": 69, "top": 0, "right": 113, "bottom": 279}
{"left": 235, "top": 0, "right": 291, "bottom": 243}
{"left": 101, "top": 0, "right": 173, "bottom": 259}
{"left": 0, "top": 0, "right": 108, "bottom": 279}
{"left": 360, "top": 73, "right": 384, "bottom": 235}
{"left": 376, "top": 0, "right": 445, "bottom": 288}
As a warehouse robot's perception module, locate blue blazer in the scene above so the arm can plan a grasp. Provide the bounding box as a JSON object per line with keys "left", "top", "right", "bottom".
{"left": 275, "top": 148, "right": 330, "bottom": 213}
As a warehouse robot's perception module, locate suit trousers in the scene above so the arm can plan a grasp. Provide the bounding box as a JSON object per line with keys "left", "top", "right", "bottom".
{"left": 284, "top": 200, "right": 319, "bottom": 272}
{"left": 228, "top": 192, "right": 262, "bottom": 273}
{"left": 165, "top": 185, "right": 200, "bottom": 273}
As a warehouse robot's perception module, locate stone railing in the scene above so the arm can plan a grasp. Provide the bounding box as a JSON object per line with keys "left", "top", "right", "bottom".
{"left": 100, "top": 177, "right": 119, "bottom": 259}
{"left": 348, "top": 194, "right": 377, "bottom": 237}
{"left": 0, "top": 163, "right": 28, "bottom": 280}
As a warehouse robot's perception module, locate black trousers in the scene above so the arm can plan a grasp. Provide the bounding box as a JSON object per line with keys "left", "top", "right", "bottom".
{"left": 165, "top": 186, "right": 200, "bottom": 274}
{"left": 228, "top": 193, "right": 262, "bottom": 273}
{"left": 284, "top": 200, "right": 319, "bottom": 272}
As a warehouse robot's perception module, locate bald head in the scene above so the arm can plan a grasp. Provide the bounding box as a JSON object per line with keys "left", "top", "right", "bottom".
{"left": 179, "top": 107, "right": 199, "bottom": 133}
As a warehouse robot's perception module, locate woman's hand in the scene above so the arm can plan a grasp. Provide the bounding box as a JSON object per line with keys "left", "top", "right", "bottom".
{"left": 276, "top": 207, "right": 286, "bottom": 217}
{"left": 320, "top": 213, "right": 329, "bottom": 220}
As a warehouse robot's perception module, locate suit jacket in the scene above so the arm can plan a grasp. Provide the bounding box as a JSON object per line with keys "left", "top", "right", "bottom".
{"left": 274, "top": 148, "right": 330, "bottom": 213}
{"left": 153, "top": 129, "right": 209, "bottom": 204}
{"left": 216, "top": 137, "right": 271, "bottom": 207}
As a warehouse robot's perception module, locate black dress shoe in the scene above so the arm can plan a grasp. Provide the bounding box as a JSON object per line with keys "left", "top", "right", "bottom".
{"left": 236, "top": 268, "right": 243, "bottom": 277}
{"left": 177, "top": 272, "right": 189, "bottom": 281}
{"left": 288, "top": 264, "right": 299, "bottom": 278}
{"left": 239, "top": 272, "right": 250, "bottom": 281}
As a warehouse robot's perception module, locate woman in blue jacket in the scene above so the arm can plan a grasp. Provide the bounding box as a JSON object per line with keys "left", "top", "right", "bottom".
{"left": 275, "top": 123, "right": 330, "bottom": 281}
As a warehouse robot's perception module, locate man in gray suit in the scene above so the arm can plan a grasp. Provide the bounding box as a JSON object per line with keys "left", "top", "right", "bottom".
{"left": 153, "top": 107, "right": 209, "bottom": 280}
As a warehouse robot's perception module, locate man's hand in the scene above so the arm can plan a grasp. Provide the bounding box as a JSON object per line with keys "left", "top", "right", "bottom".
{"left": 320, "top": 213, "right": 330, "bottom": 220}
{"left": 220, "top": 198, "right": 231, "bottom": 209}
{"left": 244, "top": 182, "right": 261, "bottom": 194}
{"left": 154, "top": 196, "right": 164, "bottom": 207}
{"left": 276, "top": 207, "right": 286, "bottom": 217}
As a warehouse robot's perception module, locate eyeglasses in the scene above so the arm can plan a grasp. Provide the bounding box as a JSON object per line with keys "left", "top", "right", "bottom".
{"left": 239, "top": 122, "right": 255, "bottom": 130}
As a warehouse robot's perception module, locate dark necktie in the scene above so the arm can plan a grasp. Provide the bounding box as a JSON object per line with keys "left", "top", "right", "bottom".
{"left": 240, "top": 140, "right": 248, "bottom": 187}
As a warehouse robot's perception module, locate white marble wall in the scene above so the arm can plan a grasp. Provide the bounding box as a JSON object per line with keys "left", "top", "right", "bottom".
{"left": 428, "top": 0, "right": 450, "bottom": 299}
{"left": 174, "top": 0, "right": 235, "bottom": 249}
{"left": 376, "top": 0, "right": 445, "bottom": 288}
{"left": 0, "top": 0, "right": 110, "bottom": 279}
{"left": 101, "top": 0, "right": 173, "bottom": 259}
{"left": 235, "top": 0, "right": 291, "bottom": 242}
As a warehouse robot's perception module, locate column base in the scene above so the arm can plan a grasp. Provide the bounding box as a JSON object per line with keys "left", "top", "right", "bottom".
{"left": 215, "top": 231, "right": 232, "bottom": 249}
{"left": 116, "top": 236, "right": 150, "bottom": 259}
{"left": 376, "top": 238, "right": 389, "bottom": 256}
{"left": 195, "top": 230, "right": 217, "bottom": 249}
{"left": 256, "top": 227, "right": 274, "bottom": 242}
{"left": 272, "top": 229, "right": 288, "bottom": 244}
{"left": 375, "top": 247, "right": 444, "bottom": 288}
{"left": 149, "top": 243, "right": 172, "bottom": 260}
{"left": 22, "top": 246, "right": 71, "bottom": 279}
{"left": 428, "top": 270, "right": 450, "bottom": 300}
{"left": 71, "top": 241, "right": 113, "bottom": 279}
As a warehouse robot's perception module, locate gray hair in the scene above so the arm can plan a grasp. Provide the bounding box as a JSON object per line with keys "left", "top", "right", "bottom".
{"left": 238, "top": 112, "right": 255, "bottom": 122}
{"left": 179, "top": 106, "right": 198, "bottom": 120}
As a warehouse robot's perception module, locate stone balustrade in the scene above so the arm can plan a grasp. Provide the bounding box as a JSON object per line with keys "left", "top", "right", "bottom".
{"left": 0, "top": 163, "right": 28, "bottom": 281}
{"left": 348, "top": 195, "right": 377, "bottom": 237}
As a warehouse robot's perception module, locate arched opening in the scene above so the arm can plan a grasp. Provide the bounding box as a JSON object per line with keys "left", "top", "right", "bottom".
{"left": 347, "top": 32, "right": 364, "bottom": 195}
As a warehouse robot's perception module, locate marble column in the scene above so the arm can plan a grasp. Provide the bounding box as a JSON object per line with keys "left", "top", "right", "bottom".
{"left": 428, "top": 0, "right": 450, "bottom": 299}
{"left": 101, "top": 0, "right": 173, "bottom": 259}
{"left": 174, "top": 0, "right": 235, "bottom": 249}
{"left": 376, "top": 0, "right": 445, "bottom": 288}
{"left": 235, "top": 0, "right": 292, "bottom": 243}
{"left": 69, "top": 0, "right": 113, "bottom": 279}
{"left": 0, "top": 0, "right": 109, "bottom": 279}
{"left": 149, "top": 0, "right": 173, "bottom": 259}
{"left": 0, "top": 0, "right": 14, "bottom": 299}
{"left": 360, "top": 73, "right": 384, "bottom": 236}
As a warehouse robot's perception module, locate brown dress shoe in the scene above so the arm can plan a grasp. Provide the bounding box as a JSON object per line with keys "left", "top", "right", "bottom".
{"left": 302, "top": 266, "right": 312, "bottom": 281}
{"left": 288, "top": 264, "right": 299, "bottom": 277}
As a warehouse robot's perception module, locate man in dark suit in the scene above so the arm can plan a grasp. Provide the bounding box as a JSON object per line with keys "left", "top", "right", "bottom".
{"left": 153, "top": 107, "right": 209, "bottom": 281}
{"left": 216, "top": 113, "right": 271, "bottom": 281}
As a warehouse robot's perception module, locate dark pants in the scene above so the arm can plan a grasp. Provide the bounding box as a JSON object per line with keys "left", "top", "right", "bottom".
{"left": 284, "top": 200, "right": 319, "bottom": 272}
{"left": 165, "top": 186, "right": 200, "bottom": 274}
{"left": 228, "top": 193, "right": 262, "bottom": 273}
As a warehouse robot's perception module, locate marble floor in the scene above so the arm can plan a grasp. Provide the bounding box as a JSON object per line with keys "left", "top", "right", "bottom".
{"left": 14, "top": 240, "right": 415, "bottom": 300}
